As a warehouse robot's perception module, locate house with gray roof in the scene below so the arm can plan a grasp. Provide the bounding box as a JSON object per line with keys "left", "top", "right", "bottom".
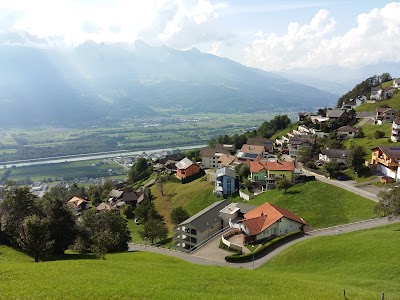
{"left": 215, "top": 167, "right": 237, "bottom": 197}
{"left": 326, "top": 109, "right": 350, "bottom": 124}
{"left": 393, "top": 78, "right": 400, "bottom": 89}
{"left": 174, "top": 200, "right": 230, "bottom": 252}
{"left": 319, "top": 149, "right": 352, "bottom": 164}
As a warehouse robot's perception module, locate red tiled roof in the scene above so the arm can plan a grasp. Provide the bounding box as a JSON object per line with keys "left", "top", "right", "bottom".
{"left": 243, "top": 202, "right": 306, "bottom": 235}
{"left": 240, "top": 144, "right": 265, "bottom": 154}
{"left": 249, "top": 161, "right": 267, "bottom": 173}
{"left": 249, "top": 161, "right": 294, "bottom": 173}
{"left": 266, "top": 161, "right": 295, "bottom": 171}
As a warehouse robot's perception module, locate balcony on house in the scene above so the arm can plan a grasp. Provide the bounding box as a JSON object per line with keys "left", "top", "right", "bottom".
{"left": 376, "top": 157, "right": 399, "bottom": 167}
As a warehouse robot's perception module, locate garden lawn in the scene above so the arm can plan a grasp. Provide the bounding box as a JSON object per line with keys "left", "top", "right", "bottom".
{"left": 1, "top": 223, "right": 400, "bottom": 299}
{"left": 242, "top": 180, "right": 377, "bottom": 229}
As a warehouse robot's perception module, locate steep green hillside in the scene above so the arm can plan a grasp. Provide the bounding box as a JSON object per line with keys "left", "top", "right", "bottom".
{"left": 1, "top": 223, "right": 400, "bottom": 299}
{"left": 356, "top": 91, "right": 400, "bottom": 112}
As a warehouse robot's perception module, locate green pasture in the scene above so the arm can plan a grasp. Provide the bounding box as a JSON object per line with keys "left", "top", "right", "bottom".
{"left": 1, "top": 223, "right": 399, "bottom": 299}
{"left": 242, "top": 180, "right": 377, "bottom": 229}
{"left": 356, "top": 92, "right": 400, "bottom": 112}
{"left": 5, "top": 159, "right": 127, "bottom": 182}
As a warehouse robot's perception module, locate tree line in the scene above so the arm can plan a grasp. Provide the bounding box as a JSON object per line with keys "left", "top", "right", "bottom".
{"left": 208, "top": 115, "right": 292, "bottom": 149}
{"left": 0, "top": 183, "right": 130, "bottom": 261}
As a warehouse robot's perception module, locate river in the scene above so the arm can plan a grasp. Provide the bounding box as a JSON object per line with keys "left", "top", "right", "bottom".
{"left": 0, "top": 144, "right": 206, "bottom": 168}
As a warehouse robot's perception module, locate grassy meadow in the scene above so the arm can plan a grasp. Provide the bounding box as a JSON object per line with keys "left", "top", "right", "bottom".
{"left": 1, "top": 223, "right": 400, "bottom": 299}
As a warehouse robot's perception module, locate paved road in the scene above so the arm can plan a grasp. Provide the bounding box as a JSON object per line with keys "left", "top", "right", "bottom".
{"left": 302, "top": 169, "right": 379, "bottom": 202}
{"left": 128, "top": 217, "right": 400, "bottom": 270}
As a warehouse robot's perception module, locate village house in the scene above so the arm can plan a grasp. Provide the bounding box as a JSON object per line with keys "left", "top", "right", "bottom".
{"left": 108, "top": 187, "right": 147, "bottom": 209}
{"left": 326, "top": 109, "right": 350, "bottom": 124}
{"left": 393, "top": 78, "right": 400, "bottom": 89}
{"left": 174, "top": 199, "right": 230, "bottom": 252}
{"left": 200, "top": 145, "right": 230, "bottom": 169}
{"left": 249, "top": 160, "right": 295, "bottom": 190}
{"left": 391, "top": 119, "right": 400, "bottom": 142}
{"left": 175, "top": 157, "right": 201, "bottom": 180}
{"left": 214, "top": 167, "right": 237, "bottom": 197}
{"left": 287, "top": 136, "right": 316, "bottom": 158}
{"left": 67, "top": 196, "right": 90, "bottom": 214}
{"left": 370, "top": 146, "right": 400, "bottom": 182}
{"left": 374, "top": 107, "right": 398, "bottom": 125}
{"left": 238, "top": 202, "right": 307, "bottom": 243}
{"left": 215, "top": 143, "right": 236, "bottom": 155}
{"left": 341, "top": 101, "right": 357, "bottom": 111}
{"left": 336, "top": 125, "right": 358, "bottom": 139}
{"left": 319, "top": 149, "right": 351, "bottom": 164}
{"left": 370, "top": 86, "right": 383, "bottom": 101}
{"left": 247, "top": 138, "right": 274, "bottom": 153}
{"left": 236, "top": 144, "right": 265, "bottom": 163}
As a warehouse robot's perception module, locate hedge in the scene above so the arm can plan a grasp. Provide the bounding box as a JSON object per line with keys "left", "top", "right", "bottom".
{"left": 219, "top": 240, "right": 242, "bottom": 254}
{"left": 225, "top": 231, "right": 303, "bottom": 263}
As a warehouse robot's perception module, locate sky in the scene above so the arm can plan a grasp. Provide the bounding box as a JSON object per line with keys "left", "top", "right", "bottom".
{"left": 1, "top": 0, "right": 399, "bottom": 72}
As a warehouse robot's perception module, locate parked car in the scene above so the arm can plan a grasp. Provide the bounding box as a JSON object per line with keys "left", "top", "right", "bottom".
{"left": 336, "top": 175, "right": 347, "bottom": 181}
{"left": 134, "top": 218, "right": 140, "bottom": 225}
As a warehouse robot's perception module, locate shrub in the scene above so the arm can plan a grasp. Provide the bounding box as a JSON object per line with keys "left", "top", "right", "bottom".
{"left": 374, "top": 130, "right": 385, "bottom": 139}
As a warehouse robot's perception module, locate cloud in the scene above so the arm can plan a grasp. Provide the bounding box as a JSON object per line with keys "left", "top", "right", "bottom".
{"left": 245, "top": 2, "right": 400, "bottom": 71}
{"left": 0, "top": 0, "right": 228, "bottom": 48}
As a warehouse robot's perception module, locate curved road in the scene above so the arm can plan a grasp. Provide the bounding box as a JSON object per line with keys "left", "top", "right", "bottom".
{"left": 128, "top": 217, "right": 400, "bottom": 270}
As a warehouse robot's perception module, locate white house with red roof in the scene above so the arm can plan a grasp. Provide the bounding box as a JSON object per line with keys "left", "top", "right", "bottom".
{"left": 238, "top": 202, "right": 306, "bottom": 243}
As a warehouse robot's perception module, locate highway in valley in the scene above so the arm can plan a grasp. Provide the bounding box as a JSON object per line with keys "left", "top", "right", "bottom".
{"left": 0, "top": 144, "right": 206, "bottom": 168}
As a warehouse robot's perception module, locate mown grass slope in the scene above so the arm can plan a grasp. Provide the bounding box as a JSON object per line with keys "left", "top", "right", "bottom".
{"left": 1, "top": 223, "right": 400, "bottom": 299}
{"left": 241, "top": 180, "right": 377, "bottom": 229}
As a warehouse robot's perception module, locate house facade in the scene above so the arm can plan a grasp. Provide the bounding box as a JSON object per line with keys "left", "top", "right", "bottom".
{"left": 249, "top": 161, "right": 295, "bottom": 189}
{"left": 393, "top": 78, "right": 400, "bottom": 89}
{"left": 200, "top": 148, "right": 225, "bottom": 169}
{"left": 175, "top": 157, "right": 200, "bottom": 180}
{"left": 326, "top": 109, "right": 350, "bottom": 123}
{"left": 238, "top": 202, "right": 306, "bottom": 243}
{"left": 391, "top": 119, "right": 400, "bottom": 142}
{"left": 288, "top": 137, "right": 315, "bottom": 157}
{"left": 336, "top": 126, "right": 358, "bottom": 139}
{"left": 319, "top": 149, "right": 351, "bottom": 164}
{"left": 215, "top": 167, "right": 237, "bottom": 197}
{"left": 370, "top": 146, "right": 400, "bottom": 181}
{"left": 246, "top": 138, "right": 274, "bottom": 153}
{"left": 174, "top": 200, "right": 230, "bottom": 252}
{"left": 374, "top": 107, "right": 398, "bottom": 125}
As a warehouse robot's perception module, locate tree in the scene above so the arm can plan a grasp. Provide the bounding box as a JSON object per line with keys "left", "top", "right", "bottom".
{"left": 140, "top": 219, "right": 168, "bottom": 244}
{"left": 81, "top": 210, "right": 131, "bottom": 258}
{"left": 170, "top": 206, "right": 190, "bottom": 225}
{"left": 134, "top": 201, "right": 153, "bottom": 223}
{"left": 39, "top": 193, "right": 78, "bottom": 254}
{"left": 18, "top": 215, "right": 54, "bottom": 262}
{"left": 276, "top": 178, "right": 294, "bottom": 194}
{"left": 375, "top": 187, "right": 400, "bottom": 219}
{"left": 297, "top": 147, "right": 312, "bottom": 163}
{"left": 0, "top": 184, "right": 37, "bottom": 245}
{"left": 347, "top": 146, "right": 366, "bottom": 173}
{"left": 128, "top": 158, "right": 152, "bottom": 184}
{"left": 323, "top": 161, "right": 340, "bottom": 177}
{"left": 122, "top": 204, "right": 134, "bottom": 219}
{"left": 235, "top": 164, "right": 249, "bottom": 180}
{"left": 157, "top": 174, "right": 167, "bottom": 196}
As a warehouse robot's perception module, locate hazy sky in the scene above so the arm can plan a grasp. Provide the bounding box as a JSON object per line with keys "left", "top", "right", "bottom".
{"left": 1, "top": 0, "right": 399, "bottom": 71}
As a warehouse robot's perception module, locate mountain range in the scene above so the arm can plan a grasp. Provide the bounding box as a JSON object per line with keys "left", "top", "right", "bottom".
{"left": 0, "top": 41, "right": 338, "bottom": 126}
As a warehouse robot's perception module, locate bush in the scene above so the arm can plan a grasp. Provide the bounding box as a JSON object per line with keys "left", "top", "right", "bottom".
{"left": 225, "top": 231, "right": 303, "bottom": 263}
{"left": 374, "top": 130, "right": 385, "bottom": 139}
{"left": 219, "top": 240, "right": 242, "bottom": 254}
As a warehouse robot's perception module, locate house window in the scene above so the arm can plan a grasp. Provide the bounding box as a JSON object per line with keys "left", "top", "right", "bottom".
{"left": 227, "top": 178, "right": 231, "bottom": 184}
